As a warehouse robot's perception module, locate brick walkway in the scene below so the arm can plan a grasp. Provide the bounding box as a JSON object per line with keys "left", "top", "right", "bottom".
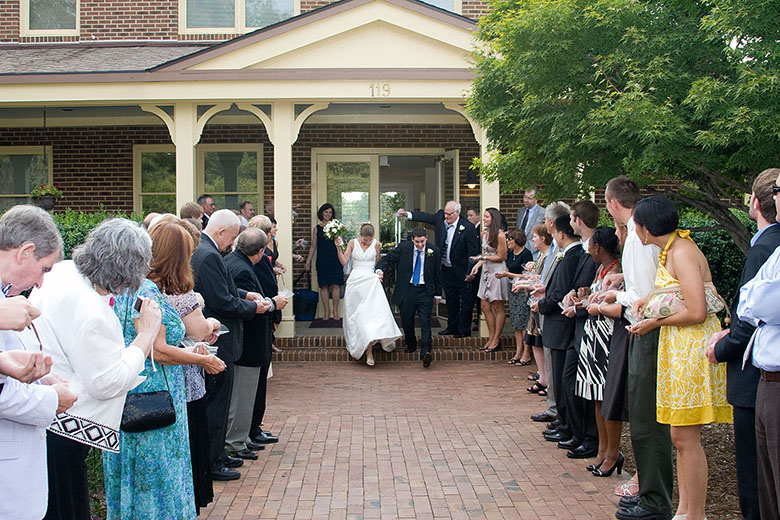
{"left": 202, "top": 362, "right": 628, "bottom": 519}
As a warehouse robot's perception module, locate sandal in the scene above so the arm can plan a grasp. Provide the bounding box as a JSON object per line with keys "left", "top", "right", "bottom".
{"left": 516, "top": 359, "right": 532, "bottom": 366}
{"left": 527, "top": 382, "right": 546, "bottom": 394}
{"left": 538, "top": 388, "right": 547, "bottom": 396}
{"left": 527, "top": 372, "right": 540, "bottom": 381}
{"left": 507, "top": 358, "right": 523, "bottom": 365}
{"left": 614, "top": 474, "right": 639, "bottom": 497}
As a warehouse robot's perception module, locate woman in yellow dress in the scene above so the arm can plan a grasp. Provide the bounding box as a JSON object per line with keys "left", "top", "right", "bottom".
{"left": 628, "top": 196, "right": 731, "bottom": 520}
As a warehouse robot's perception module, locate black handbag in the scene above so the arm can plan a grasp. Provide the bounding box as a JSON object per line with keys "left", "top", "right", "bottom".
{"left": 293, "top": 271, "right": 318, "bottom": 321}
{"left": 119, "top": 298, "right": 176, "bottom": 433}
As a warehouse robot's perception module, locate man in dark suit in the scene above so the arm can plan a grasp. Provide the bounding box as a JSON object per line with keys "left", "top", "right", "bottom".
{"left": 397, "top": 201, "right": 479, "bottom": 337}
{"left": 557, "top": 201, "right": 599, "bottom": 458}
{"left": 706, "top": 168, "right": 780, "bottom": 520}
{"left": 224, "top": 228, "right": 287, "bottom": 461}
{"left": 376, "top": 227, "right": 442, "bottom": 367}
{"left": 192, "top": 209, "right": 271, "bottom": 481}
{"left": 517, "top": 188, "right": 546, "bottom": 260}
{"left": 530, "top": 214, "right": 583, "bottom": 444}
{"left": 198, "top": 194, "right": 216, "bottom": 229}
{"left": 466, "top": 208, "right": 482, "bottom": 331}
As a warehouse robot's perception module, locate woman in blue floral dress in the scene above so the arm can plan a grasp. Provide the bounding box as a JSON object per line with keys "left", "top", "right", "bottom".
{"left": 104, "top": 279, "right": 196, "bottom": 520}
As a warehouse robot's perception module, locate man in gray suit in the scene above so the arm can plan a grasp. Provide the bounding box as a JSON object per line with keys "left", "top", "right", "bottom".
{"left": 517, "top": 188, "right": 546, "bottom": 260}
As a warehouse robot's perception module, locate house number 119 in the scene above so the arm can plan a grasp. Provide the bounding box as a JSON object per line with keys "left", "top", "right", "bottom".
{"left": 369, "top": 83, "right": 391, "bottom": 97}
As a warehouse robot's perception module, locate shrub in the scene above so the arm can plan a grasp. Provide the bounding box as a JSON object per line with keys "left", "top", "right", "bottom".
{"left": 53, "top": 208, "right": 142, "bottom": 259}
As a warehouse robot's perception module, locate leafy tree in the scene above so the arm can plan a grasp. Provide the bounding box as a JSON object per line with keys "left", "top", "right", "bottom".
{"left": 468, "top": 0, "right": 780, "bottom": 254}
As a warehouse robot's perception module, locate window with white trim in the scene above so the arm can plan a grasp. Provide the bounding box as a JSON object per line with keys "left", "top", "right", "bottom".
{"left": 134, "top": 146, "right": 177, "bottom": 215}
{"left": 20, "top": 0, "right": 79, "bottom": 36}
{"left": 181, "top": 0, "right": 295, "bottom": 33}
{"left": 0, "top": 147, "right": 54, "bottom": 211}
{"left": 198, "top": 144, "right": 264, "bottom": 213}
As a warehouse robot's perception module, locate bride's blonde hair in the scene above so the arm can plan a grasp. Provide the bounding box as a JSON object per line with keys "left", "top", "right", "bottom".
{"left": 359, "top": 223, "right": 374, "bottom": 237}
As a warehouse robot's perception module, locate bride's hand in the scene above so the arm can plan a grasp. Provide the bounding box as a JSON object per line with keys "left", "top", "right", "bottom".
{"left": 334, "top": 237, "right": 344, "bottom": 247}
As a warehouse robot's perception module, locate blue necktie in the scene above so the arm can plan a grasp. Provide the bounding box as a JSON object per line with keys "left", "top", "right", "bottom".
{"left": 412, "top": 249, "right": 422, "bottom": 286}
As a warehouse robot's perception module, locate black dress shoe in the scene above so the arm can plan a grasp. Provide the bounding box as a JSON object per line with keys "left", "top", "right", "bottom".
{"left": 235, "top": 448, "right": 258, "bottom": 460}
{"left": 453, "top": 333, "right": 471, "bottom": 338}
{"left": 211, "top": 467, "right": 240, "bottom": 481}
{"left": 252, "top": 431, "right": 279, "bottom": 444}
{"left": 547, "top": 420, "right": 560, "bottom": 430}
{"left": 246, "top": 442, "right": 266, "bottom": 451}
{"left": 557, "top": 438, "right": 579, "bottom": 450}
{"left": 542, "top": 428, "right": 559, "bottom": 436}
{"left": 615, "top": 504, "right": 673, "bottom": 520}
{"left": 405, "top": 346, "right": 417, "bottom": 353}
{"left": 224, "top": 455, "right": 244, "bottom": 468}
{"left": 422, "top": 352, "right": 433, "bottom": 368}
{"left": 543, "top": 432, "right": 571, "bottom": 443}
{"left": 566, "top": 445, "right": 598, "bottom": 458}
{"left": 619, "top": 496, "right": 640, "bottom": 509}
{"left": 530, "top": 411, "right": 557, "bottom": 422}
{"left": 438, "top": 329, "right": 455, "bottom": 336}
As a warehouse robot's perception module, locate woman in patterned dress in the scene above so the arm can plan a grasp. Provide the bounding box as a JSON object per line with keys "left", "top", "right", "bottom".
{"left": 629, "top": 196, "right": 731, "bottom": 520}
{"left": 104, "top": 221, "right": 225, "bottom": 520}
{"left": 576, "top": 227, "right": 624, "bottom": 477}
{"left": 496, "top": 228, "right": 534, "bottom": 364}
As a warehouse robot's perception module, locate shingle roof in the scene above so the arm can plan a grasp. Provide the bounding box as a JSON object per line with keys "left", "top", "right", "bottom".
{"left": 0, "top": 44, "right": 211, "bottom": 75}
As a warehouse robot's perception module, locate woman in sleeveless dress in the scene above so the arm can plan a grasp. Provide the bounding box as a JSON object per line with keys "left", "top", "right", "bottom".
{"left": 335, "top": 223, "right": 402, "bottom": 365}
{"left": 304, "top": 203, "right": 344, "bottom": 320}
{"left": 629, "top": 196, "right": 731, "bottom": 520}
{"left": 470, "top": 207, "right": 509, "bottom": 351}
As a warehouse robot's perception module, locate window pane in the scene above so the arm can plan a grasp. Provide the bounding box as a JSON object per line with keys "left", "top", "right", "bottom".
{"left": 246, "top": 0, "right": 293, "bottom": 28}
{"left": 326, "top": 161, "right": 370, "bottom": 238}
{"left": 29, "top": 0, "right": 77, "bottom": 30}
{"left": 141, "top": 195, "right": 176, "bottom": 215}
{"left": 141, "top": 151, "right": 176, "bottom": 193}
{"left": 187, "top": 0, "right": 235, "bottom": 28}
{"left": 421, "top": 0, "right": 454, "bottom": 12}
{"left": 0, "top": 153, "right": 48, "bottom": 195}
{"left": 203, "top": 150, "right": 260, "bottom": 211}
{"left": 210, "top": 194, "right": 259, "bottom": 213}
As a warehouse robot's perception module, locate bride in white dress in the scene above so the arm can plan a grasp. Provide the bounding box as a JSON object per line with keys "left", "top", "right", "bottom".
{"left": 334, "top": 223, "right": 401, "bottom": 365}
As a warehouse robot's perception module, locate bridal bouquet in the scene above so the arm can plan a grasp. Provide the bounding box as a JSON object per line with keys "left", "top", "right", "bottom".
{"left": 323, "top": 219, "right": 348, "bottom": 249}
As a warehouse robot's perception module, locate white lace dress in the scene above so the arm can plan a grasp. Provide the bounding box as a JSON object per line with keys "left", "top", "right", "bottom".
{"left": 343, "top": 239, "right": 402, "bottom": 359}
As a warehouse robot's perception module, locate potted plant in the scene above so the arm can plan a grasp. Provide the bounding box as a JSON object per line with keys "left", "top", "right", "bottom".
{"left": 30, "top": 184, "right": 63, "bottom": 211}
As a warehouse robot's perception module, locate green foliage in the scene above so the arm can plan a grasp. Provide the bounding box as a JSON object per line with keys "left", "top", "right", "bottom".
{"left": 53, "top": 208, "right": 142, "bottom": 259}
{"left": 86, "top": 448, "right": 106, "bottom": 519}
{"left": 468, "top": 0, "right": 780, "bottom": 254}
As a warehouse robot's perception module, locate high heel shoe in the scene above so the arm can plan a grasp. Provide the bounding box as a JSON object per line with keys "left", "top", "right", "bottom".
{"left": 484, "top": 342, "right": 502, "bottom": 353}
{"left": 586, "top": 460, "right": 604, "bottom": 472}
{"left": 592, "top": 453, "right": 624, "bottom": 477}
{"left": 366, "top": 357, "right": 375, "bottom": 367}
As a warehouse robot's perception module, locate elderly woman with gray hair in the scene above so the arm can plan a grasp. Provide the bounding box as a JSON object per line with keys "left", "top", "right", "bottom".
{"left": 29, "top": 218, "right": 162, "bottom": 520}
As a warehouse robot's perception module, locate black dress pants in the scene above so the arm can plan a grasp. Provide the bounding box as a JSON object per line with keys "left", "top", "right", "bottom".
{"left": 204, "top": 361, "right": 235, "bottom": 470}
{"left": 44, "top": 432, "right": 91, "bottom": 520}
{"left": 563, "top": 342, "right": 597, "bottom": 449}
{"left": 400, "top": 284, "right": 433, "bottom": 352}
{"left": 548, "top": 347, "right": 570, "bottom": 438}
{"left": 756, "top": 378, "right": 780, "bottom": 520}
{"left": 733, "top": 405, "right": 760, "bottom": 520}
{"left": 250, "top": 341, "right": 274, "bottom": 439}
{"left": 441, "top": 266, "right": 472, "bottom": 335}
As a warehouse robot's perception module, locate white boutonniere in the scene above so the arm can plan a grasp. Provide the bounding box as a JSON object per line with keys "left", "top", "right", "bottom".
{"left": 458, "top": 225, "right": 465, "bottom": 232}
{"left": 555, "top": 252, "right": 565, "bottom": 261}
{"left": 426, "top": 248, "right": 434, "bottom": 257}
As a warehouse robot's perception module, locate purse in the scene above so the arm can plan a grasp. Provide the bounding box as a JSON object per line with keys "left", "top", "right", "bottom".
{"left": 643, "top": 282, "right": 727, "bottom": 320}
{"left": 119, "top": 297, "right": 176, "bottom": 433}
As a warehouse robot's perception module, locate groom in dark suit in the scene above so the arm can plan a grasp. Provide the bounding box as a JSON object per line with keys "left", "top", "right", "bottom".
{"left": 397, "top": 201, "right": 479, "bottom": 337}
{"left": 376, "top": 227, "right": 442, "bottom": 367}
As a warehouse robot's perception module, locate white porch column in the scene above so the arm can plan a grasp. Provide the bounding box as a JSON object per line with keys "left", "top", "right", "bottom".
{"left": 477, "top": 127, "right": 500, "bottom": 338}
{"left": 173, "top": 103, "right": 198, "bottom": 210}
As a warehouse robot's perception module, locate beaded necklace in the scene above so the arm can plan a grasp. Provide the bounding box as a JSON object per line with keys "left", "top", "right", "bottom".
{"left": 599, "top": 258, "right": 619, "bottom": 279}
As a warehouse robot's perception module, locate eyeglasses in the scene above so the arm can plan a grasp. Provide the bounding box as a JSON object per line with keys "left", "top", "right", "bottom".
{"left": 443, "top": 211, "right": 455, "bottom": 216}
{"left": 773, "top": 183, "right": 780, "bottom": 195}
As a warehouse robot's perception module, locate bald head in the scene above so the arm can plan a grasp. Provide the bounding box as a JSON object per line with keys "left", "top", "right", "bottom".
{"left": 204, "top": 209, "right": 240, "bottom": 252}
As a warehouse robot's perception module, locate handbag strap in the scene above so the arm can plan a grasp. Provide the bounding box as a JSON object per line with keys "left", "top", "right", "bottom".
{"left": 122, "top": 296, "right": 169, "bottom": 390}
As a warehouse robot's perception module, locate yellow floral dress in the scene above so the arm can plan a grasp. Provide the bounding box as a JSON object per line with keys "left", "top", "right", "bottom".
{"left": 655, "top": 232, "right": 732, "bottom": 426}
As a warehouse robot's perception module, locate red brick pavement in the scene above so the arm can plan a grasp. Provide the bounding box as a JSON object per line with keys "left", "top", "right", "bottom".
{"left": 202, "top": 362, "right": 628, "bottom": 519}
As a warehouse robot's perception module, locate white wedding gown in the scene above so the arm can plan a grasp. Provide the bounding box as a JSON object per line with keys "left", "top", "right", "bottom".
{"left": 343, "top": 239, "right": 402, "bottom": 359}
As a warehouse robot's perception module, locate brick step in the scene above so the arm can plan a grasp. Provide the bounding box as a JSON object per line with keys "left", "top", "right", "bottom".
{"left": 277, "top": 334, "right": 515, "bottom": 349}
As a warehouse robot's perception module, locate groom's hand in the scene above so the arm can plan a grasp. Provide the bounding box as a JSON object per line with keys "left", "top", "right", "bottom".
{"left": 375, "top": 269, "right": 383, "bottom": 282}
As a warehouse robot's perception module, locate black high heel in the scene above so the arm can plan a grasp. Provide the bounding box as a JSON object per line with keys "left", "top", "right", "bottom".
{"left": 592, "top": 453, "right": 624, "bottom": 477}
{"left": 586, "top": 460, "right": 604, "bottom": 472}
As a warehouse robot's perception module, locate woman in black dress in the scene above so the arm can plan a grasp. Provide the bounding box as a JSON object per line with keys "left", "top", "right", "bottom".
{"left": 578, "top": 226, "right": 625, "bottom": 477}
{"left": 496, "top": 228, "right": 534, "bottom": 364}
{"left": 304, "top": 203, "right": 344, "bottom": 320}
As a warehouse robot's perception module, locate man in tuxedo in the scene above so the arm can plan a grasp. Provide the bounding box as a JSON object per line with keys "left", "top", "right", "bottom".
{"left": 557, "top": 200, "right": 599, "bottom": 458}
{"left": 517, "top": 188, "right": 546, "bottom": 260}
{"left": 466, "top": 208, "right": 482, "bottom": 331}
{"left": 706, "top": 168, "right": 780, "bottom": 520}
{"left": 376, "top": 227, "right": 442, "bottom": 367}
{"left": 224, "top": 227, "right": 286, "bottom": 461}
{"left": 530, "top": 214, "right": 582, "bottom": 445}
{"left": 198, "top": 194, "right": 216, "bottom": 229}
{"left": 397, "top": 201, "right": 479, "bottom": 337}
{"left": 192, "top": 209, "right": 271, "bottom": 481}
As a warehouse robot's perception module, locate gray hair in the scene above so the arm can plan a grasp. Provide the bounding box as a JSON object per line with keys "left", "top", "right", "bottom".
{"left": 0, "top": 205, "right": 63, "bottom": 260}
{"left": 235, "top": 227, "right": 267, "bottom": 257}
{"left": 446, "top": 201, "right": 462, "bottom": 213}
{"left": 247, "top": 214, "right": 272, "bottom": 234}
{"left": 545, "top": 201, "right": 570, "bottom": 221}
{"left": 205, "top": 209, "right": 240, "bottom": 232}
{"left": 72, "top": 218, "right": 152, "bottom": 294}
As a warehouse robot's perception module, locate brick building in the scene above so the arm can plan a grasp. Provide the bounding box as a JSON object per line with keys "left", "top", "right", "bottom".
{"left": 0, "top": 0, "right": 527, "bottom": 337}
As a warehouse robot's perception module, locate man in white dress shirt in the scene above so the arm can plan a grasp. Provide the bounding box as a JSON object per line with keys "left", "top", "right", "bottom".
{"left": 0, "top": 205, "right": 77, "bottom": 520}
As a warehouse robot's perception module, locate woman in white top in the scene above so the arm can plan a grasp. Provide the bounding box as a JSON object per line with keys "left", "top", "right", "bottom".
{"left": 29, "top": 218, "right": 162, "bottom": 520}
{"left": 334, "top": 224, "right": 401, "bottom": 366}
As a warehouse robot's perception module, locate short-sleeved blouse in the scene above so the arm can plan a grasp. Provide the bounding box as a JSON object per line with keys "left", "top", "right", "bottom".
{"left": 163, "top": 290, "right": 207, "bottom": 402}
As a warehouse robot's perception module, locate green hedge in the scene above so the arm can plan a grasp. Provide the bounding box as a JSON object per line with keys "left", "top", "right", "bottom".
{"left": 53, "top": 208, "right": 142, "bottom": 259}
